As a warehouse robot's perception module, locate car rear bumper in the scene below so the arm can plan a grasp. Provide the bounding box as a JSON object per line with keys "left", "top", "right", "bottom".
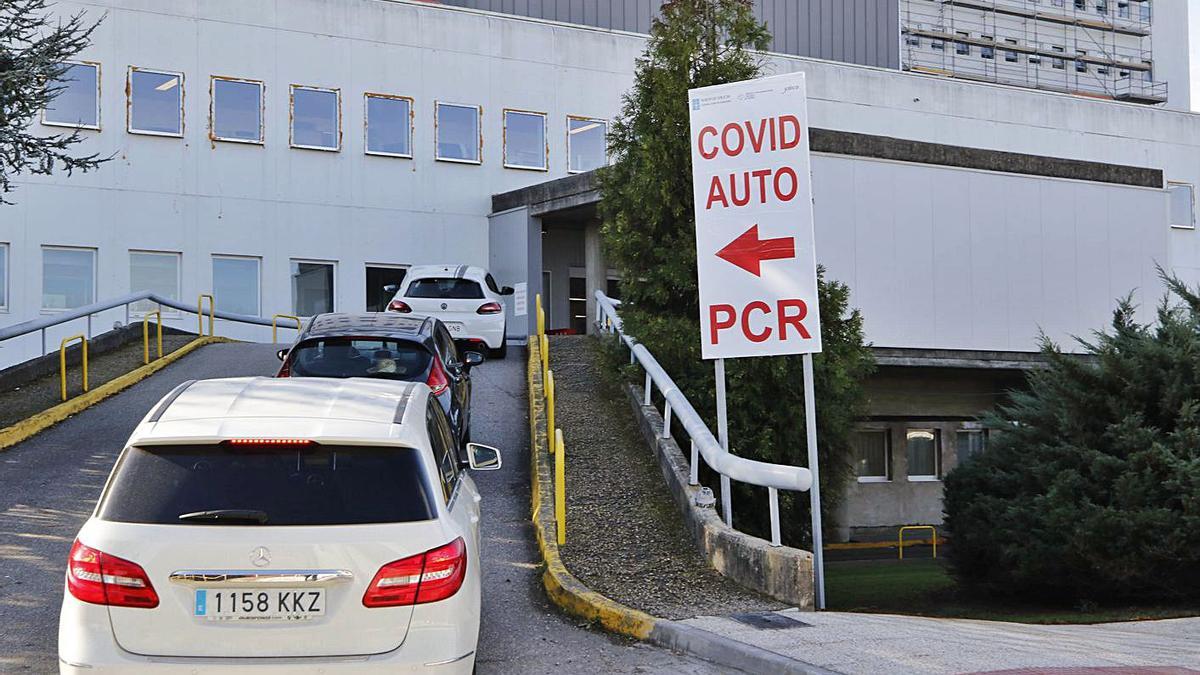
{"left": 449, "top": 315, "right": 505, "bottom": 350}
{"left": 59, "top": 597, "right": 475, "bottom": 674}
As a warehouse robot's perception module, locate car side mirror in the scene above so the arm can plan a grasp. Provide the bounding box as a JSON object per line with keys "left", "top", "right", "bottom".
{"left": 464, "top": 351, "right": 484, "bottom": 368}
{"left": 276, "top": 348, "right": 288, "bottom": 361}
{"left": 383, "top": 284, "right": 399, "bottom": 294}
{"left": 467, "top": 443, "right": 502, "bottom": 471}
{"left": 500, "top": 286, "right": 514, "bottom": 296}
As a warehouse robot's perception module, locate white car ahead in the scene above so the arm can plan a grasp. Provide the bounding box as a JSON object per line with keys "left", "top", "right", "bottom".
{"left": 386, "top": 265, "right": 513, "bottom": 359}
{"left": 58, "top": 377, "right": 501, "bottom": 674}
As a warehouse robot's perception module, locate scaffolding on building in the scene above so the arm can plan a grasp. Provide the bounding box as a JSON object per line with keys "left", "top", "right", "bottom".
{"left": 901, "top": 0, "right": 1167, "bottom": 104}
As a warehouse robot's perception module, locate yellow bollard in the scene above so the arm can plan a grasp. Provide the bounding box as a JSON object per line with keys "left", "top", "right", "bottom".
{"left": 898, "top": 525, "right": 938, "bottom": 560}
{"left": 197, "top": 294, "right": 215, "bottom": 336}
{"left": 540, "top": 334, "right": 549, "bottom": 387}
{"left": 59, "top": 334, "right": 88, "bottom": 402}
{"left": 555, "top": 428, "right": 566, "bottom": 546}
{"left": 142, "top": 310, "right": 163, "bottom": 364}
{"left": 271, "top": 314, "right": 302, "bottom": 343}
{"left": 546, "top": 371, "right": 555, "bottom": 453}
{"left": 536, "top": 294, "right": 545, "bottom": 337}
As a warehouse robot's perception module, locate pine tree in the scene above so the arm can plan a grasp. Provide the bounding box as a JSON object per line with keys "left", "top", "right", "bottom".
{"left": 0, "top": 0, "right": 106, "bottom": 204}
{"left": 599, "top": 0, "right": 874, "bottom": 545}
{"left": 945, "top": 274, "right": 1200, "bottom": 602}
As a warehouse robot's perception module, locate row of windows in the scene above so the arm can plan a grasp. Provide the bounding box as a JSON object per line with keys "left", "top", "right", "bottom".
{"left": 975, "top": 0, "right": 1151, "bottom": 20}
{"left": 43, "top": 62, "right": 609, "bottom": 173}
{"left": 0, "top": 244, "right": 415, "bottom": 319}
{"left": 852, "top": 427, "right": 989, "bottom": 482}
{"left": 906, "top": 35, "right": 1153, "bottom": 80}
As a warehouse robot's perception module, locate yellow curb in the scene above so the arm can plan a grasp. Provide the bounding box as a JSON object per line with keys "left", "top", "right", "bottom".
{"left": 527, "top": 340, "right": 657, "bottom": 640}
{"left": 0, "top": 336, "right": 234, "bottom": 451}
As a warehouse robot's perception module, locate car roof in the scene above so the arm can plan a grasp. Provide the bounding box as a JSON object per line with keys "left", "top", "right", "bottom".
{"left": 129, "top": 377, "right": 430, "bottom": 447}
{"left": 300, "top": 312, "right": 437, "bottom": 340}
{"left": 405, "top": 264, "right": 488, "bottom": 282}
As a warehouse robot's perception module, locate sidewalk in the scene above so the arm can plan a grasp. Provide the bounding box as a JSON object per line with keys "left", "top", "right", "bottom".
{"left": 680, "top": 611, "right": 1200, "bottom": 674}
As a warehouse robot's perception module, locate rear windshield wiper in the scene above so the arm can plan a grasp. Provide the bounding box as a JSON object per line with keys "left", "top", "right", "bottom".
{"left": 178, "top": 509, "right": 268, "bottom": 525}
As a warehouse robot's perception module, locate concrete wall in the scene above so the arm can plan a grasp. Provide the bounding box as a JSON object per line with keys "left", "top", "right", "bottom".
{"left": 487, "top": 206, "right": 539, "bottom": 338}
{"left": 443, "top": 0, "right": 901, "bottom": 68}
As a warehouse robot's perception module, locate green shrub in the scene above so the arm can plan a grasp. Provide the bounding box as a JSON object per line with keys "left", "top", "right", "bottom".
{"left": 945, "top": 278, "right": 1200, "bottom": 602}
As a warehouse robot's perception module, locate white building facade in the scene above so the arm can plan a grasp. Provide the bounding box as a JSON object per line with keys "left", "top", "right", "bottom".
{"left": 4, "top": 0, "right": 1200, "bottom": 538}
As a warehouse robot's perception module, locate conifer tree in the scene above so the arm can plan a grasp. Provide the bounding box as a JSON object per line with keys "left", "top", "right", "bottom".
{"left": 0, "top": 0, "right": 105, "bottom": 204}
{"left": 599, "top": 0, "right": 874, "bottom": 544}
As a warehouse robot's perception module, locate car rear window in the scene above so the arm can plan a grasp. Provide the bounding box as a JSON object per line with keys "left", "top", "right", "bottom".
{"left": 97, "top": 444, "right": 437, "bottom": 526}
{"left": 405, "top": 278, "right": 484, "bottom": 299}
{"left": 289, "top": 337, "right": 432, "bottom": 380}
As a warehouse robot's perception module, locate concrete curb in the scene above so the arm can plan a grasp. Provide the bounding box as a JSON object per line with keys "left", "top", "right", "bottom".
{"left": 0, "top": 336, "right": 233, "bottom": 451}
{"left": 527, "top": 340, "right": 837, "bottom": 674}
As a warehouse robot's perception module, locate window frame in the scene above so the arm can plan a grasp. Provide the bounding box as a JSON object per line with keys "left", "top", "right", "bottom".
{"left": 210, "top": 75, "right": 265, "bottom": 145}
{"left": 0, "top": 242, "right": 8, "bottom": 313}
{"left": 41, "top": 60, "right": 102, "bottom": 131}
{"left": 363, "top": 92, "right": 414, "bottom": 159}
{"left": 41, "top": 245, "right": 98, "bottom": 313}
{"left": 126, "top": 66, "right": 185, "bottom": 138}
{"left": 128, "top": 249, "right": 182, "bottom": 317}
{"left": 502, "top": 108, "right": 549, "bottom": 172}
{"left": 905, "top": 428, "right": 942, "bottom": 482}
{"left": 566, "top": 115, "right": 608, "bottom": 174}
{"left": 1169, "top": 181, "right": 1196, "bottom": 230}
{"left": 289, "top": 85, "right": 342, "bottom": 152}
{"left": 211, "top": 254, "right": 262, "bottom": 317}
{"left": 290, "top": 258, "right": 337, "bottom": 317}
{"left": 853, "top": 427, "right": 892, "bottom": 483}
{"left": 434, "top": 101, "right": 483, "bottom": 165}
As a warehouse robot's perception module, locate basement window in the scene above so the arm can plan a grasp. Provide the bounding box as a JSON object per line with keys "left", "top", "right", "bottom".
{"left": 1169, "top": 182, "right": 1195, "bottom": 229}
{"left": 42, "top": 246, "right": 96, "bottom": 311}
{"left": 0, "top": 243, "right": 8, "bottom": 312}
{"left": 504, "top": 109, "right": 548, "bottom": 171}
{"left": 212, "top": 255, "right": 261, "bottom": 316}
{"left": 365, "top": 93, "right": 413, "bottom": 158}
{"left": 211, "top": 77, "right": 264, "bottom": 144}
{"left": 129, "top": 250, "right": 181, "bottom": 315}
{"left": 291, "top": 86, "right": 341, "bottom": 151}
{"left": 43, "top": 61, "right": 100, "bottom": 130}
{"left": 956, "top": 428, "right": 988, "bottom": 465}
{"left": 128, "top": 67, "right": 184, "bottom": 137}
{"left": 854, "top": 430, "right": 891, "bottom": 482}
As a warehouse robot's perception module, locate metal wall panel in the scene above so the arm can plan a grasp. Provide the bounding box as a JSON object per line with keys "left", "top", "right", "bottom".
{"left": 440, "top": 0, "right": 900, "bottom": 68}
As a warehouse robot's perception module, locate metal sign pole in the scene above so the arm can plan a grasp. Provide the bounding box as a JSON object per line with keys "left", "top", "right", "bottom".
{"left": 715, "top": 357, "right": 733, "bottom": 527}
{"left": 803, "top": 352, "right": 825, "bottom": 609}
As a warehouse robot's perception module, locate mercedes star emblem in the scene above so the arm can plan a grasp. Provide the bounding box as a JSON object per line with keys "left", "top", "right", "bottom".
{"left": 250, "top": 546, "right": 271, "bottom": 567}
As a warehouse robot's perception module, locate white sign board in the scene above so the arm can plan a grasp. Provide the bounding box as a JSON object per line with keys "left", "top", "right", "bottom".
{"left": 513, "top": 282, "right": 528, "bottom": 317}
{"left": 689, "top": 71, "right": 822, "bottom": 360}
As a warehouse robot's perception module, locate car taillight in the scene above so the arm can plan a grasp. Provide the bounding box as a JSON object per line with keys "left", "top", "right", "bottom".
{"left": 476, "top": 302, "right": 502, "bottom": 315}
{"left": 426, "top": 357, "right": 450, "bottom": 396}
{"left": 67, "top": 540, "right": 159, "bottom": 608}
{"left": 362, "top": 538, "right": 467, "bottom": 608}
{"left": 388, "top": 300, "right": 412, "bottom": 313}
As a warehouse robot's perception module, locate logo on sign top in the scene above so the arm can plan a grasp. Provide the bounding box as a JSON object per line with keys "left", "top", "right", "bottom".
{"left": 688, "top": 71, "right": 822, "bottom": 360}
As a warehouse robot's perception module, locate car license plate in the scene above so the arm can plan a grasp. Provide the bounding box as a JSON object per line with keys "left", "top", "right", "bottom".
{"left": 446, "top": 322, "right": 465, "bottom": 334}
{"left": 194, "top": 588, "right": 325, "bottom": 621}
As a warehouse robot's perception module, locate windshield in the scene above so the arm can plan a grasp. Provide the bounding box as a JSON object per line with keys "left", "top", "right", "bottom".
{"left": 288, "top": 337, "right": 432, "bottom": 380}
{"left": 97, "top": 444, "right": 437, "bottom": 526}
{"left": 405, "top": 278, "right": 484, "bottom": 299}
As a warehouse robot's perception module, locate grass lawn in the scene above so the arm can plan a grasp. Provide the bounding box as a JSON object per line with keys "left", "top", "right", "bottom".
{"left": 825, "top": 557, "right": 1199, "bottom": 624}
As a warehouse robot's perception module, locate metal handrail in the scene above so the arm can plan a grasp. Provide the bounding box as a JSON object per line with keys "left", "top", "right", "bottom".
{"left": 593, "top": 291, "right": 812, "bottom": 494}
{"left": 0, "top": 291, "right": 278, "bottom": 355}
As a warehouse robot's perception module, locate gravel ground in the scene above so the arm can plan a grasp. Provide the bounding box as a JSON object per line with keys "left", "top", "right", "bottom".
{"left": 551, "top": 335, "right": 784, "bottom": 620}
{"left": 0, "top": 335, "right": 196, "bottom": 428}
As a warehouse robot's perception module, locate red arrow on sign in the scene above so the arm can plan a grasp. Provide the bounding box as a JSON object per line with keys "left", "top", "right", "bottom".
{"left": 715, "top": 224, "right": 796, "bottom": 277}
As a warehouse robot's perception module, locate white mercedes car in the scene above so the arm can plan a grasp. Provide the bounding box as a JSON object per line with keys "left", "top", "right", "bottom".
{"left": 385, "top": 265, "right": 513, "bottom": 359}
{"left": 58, "top": 377, "right": 501, "bottom": 674}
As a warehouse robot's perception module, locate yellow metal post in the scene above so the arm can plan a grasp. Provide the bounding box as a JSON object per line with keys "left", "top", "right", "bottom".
{"left": 536, "top": 294, "right": 545, "bottom": 337}
{"left": 59, "top": 334, "right": 88, "bottom": 402}
{"left": 555, "top": 428, "right": 566, "bottom": 546}
{"left": 197, "top": 294, "right": 215, "bottom": 336}
{"left": 142, "top": 310, "right": 163, "bottom": 364}
{"left": 540, "top": 334, "right": 549, "bottom": 387}
{"left": 898, "top": 525, "right": 938, "bottom": 560}
{"left": 271, "top": 314, "right": 302, "bottom": 343}
{"left": 546, "top": 371, "right": 555, "bottom": 453}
